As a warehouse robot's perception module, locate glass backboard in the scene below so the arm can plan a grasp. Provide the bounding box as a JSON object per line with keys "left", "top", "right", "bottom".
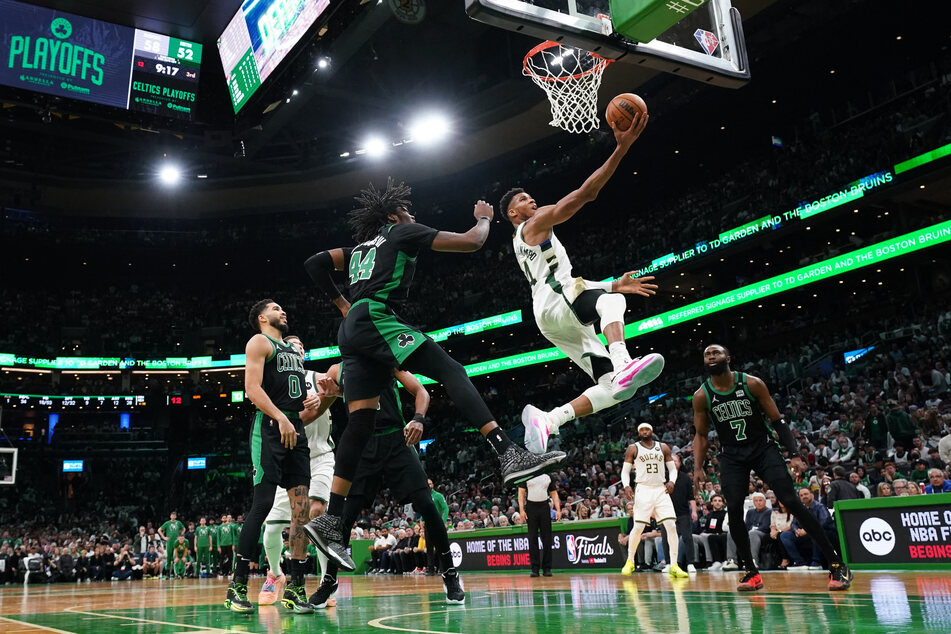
{"left": 465, "top": 0, "right": 750, "bottom": 87}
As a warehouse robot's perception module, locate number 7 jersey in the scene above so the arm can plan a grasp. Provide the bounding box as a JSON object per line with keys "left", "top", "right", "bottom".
{"left": 701, "top": 371, "right": 778, "bottom": 449}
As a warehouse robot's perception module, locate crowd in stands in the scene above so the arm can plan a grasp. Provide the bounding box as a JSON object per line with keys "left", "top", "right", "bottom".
{"left": 2, "top": 34, "right": 950, "bottom": 586}
{"left": 3, "top": 296, "right": 949, "bottom": 582}
{"left": 1, "top": 51, "right": 949, "bottom": 360}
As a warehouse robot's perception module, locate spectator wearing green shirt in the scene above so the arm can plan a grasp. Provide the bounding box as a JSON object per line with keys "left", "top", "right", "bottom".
{"left": 910, "top": 460, "right": 931, "bottom": 486}
{"left": 886, "top": 399, "right": 917, "bottom": 448}
{"left": 426, "top": 479, "right": 449, "bottom": 575}
{"left": 208, "top": 518, "right": 219, "bottom": 574}
{"left": 194, "top": 517, "right": 214, "bottom": 578}
{"left": 158, "top": 512, "right": 184, "bottom": 580}
{"left": 171, "top": 535, "right": 189, "bottom": 579}
{"left": 217, "top": 514, "right": 234, "bottom": 577}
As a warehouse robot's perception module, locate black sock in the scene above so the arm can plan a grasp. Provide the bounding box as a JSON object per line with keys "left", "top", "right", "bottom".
{"left": 291, "top": 559, "right": 307, "bottom": 587}
{"left": 328, "top": 492, "right": 346, "bottom": 517}
{"left": 324, "top": 563, "right": 338, "bottom": 584}
{"left": 485, "top": 427, "right": 513, "bottom": 454}
{"left": 439, "top": 550, "right": 453, "bottom": 573}
{"left": 232, "top": 556, "right": 250, "bottom": 584}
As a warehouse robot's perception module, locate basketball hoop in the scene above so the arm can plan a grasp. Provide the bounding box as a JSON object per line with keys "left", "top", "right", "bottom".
{"left": 523, "top": 41, "right": 614, "bottom": 134}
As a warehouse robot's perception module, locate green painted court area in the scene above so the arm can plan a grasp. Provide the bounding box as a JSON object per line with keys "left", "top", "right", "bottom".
{"left": 5, "top": 584, "right": 951, "bottom": 633}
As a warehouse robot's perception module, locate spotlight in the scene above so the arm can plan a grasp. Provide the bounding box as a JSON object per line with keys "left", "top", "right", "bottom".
{"left": 317, "top": 57, "right": 330, "bottom": 69}
{"left": 364, "top": 137, "right": 387, "bottom": 157}
{"left": 159, "top": 165, "right": 181, "bottom": 184}
{"left": 408, "top": 113, "right": 450, "bottom": 145}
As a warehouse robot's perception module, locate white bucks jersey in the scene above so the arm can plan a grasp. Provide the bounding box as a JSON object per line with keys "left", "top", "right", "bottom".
{"left": 633, "top": 441, "right": 666, "bottom": 486}
{"left": 304, "top": 370, "right": 334, "bottom": 458}
{"left": 514, "top": 223, "right": 583, "bottom": 306}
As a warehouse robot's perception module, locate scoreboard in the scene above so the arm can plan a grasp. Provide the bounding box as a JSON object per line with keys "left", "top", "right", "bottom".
{"left": 0, "top": 0, "right": 201, "bottom": 120}
{"left": 1, "top": 393, "right": 145, "bottom": 410}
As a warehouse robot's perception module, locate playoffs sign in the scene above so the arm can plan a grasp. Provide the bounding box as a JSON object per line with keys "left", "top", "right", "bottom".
{"left": 449, "top": 524, "right": 626, "bottom": 571}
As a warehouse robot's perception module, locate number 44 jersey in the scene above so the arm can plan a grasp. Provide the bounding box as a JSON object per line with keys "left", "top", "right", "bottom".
{"left": 346, "top": 223, "right": 438, "bottom": 311}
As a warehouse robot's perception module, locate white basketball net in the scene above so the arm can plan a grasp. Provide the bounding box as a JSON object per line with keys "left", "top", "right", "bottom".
{"left": 523, "top": 42, "right": 613, "bottom": 134}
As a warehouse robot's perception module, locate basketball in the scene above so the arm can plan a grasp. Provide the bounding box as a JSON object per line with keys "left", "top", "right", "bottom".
{"left": 606, "top": 93, "right": 648, "bottom": 131}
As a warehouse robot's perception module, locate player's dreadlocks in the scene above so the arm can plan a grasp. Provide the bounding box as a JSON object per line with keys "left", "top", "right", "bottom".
{"left": 348, "top": 178, "right": 413, "bottom": 242}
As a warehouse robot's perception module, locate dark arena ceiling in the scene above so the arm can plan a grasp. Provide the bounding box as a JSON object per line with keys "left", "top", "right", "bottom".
{"left": 0, "top": 0, "right": 949, "bottom": 216}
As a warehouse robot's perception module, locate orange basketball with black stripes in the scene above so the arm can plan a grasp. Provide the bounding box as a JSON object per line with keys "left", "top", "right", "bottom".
{"left": 605, "top": 93, "right": 647, "bottom": 131}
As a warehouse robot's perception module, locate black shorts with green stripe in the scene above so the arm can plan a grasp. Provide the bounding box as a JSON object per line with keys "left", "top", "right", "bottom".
{"left": 337, "top": 298, "right": 429, "bottom": 401}
{"left": 250, "top": 410, "right": 310, "bottom": 489}
{"left": 348, "top": 428, "right": 429, "bottom": 504}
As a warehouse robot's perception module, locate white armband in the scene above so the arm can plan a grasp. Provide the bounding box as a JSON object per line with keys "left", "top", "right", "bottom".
{"left": 666, "top": 461, "right": 678, "bottom": 484}
{"left": 585, "top": 278, "right": 613, "bottom": 292}
{"left": 621, "top": 461, "right": 632, "bottom": 488}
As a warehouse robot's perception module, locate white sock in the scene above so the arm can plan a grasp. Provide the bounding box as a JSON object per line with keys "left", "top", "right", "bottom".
{"left": 316, "top": 547, "right": 329, "bottom": 580}
{"left": 263, "top": 523, "right": 285, "bottom": 577}
{"left": 608, "top": 341, "right": 632, "bottom": 372}
{"left": 547, "top": 404, "right": 575, "bottom": 432}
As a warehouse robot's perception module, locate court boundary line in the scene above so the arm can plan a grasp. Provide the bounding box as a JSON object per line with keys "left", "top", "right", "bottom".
{"left": 0, "top": 615, "right": 77, "bottom": 634}
{"left": 63, "top": 606, "right": 234, "bottom": 633}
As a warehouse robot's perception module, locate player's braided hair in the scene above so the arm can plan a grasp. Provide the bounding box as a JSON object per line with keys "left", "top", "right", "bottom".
{"left": 348, "top": 178, "right": 412, "bottom": 242}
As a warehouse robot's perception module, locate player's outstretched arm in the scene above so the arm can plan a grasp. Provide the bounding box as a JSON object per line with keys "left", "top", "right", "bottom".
{"left": 692, "top": 388, "right": 710, "bottom": 485}
{"left": 304, "top": 248, "right": 352, "bottom": 316}
{"left": 430, "top": 201, "right": 494, "bottom": 253}
{"left": 526, "top": 114, "right": 648, "bottom": 236}
{"left": 611, "top": 272, "right": 658, "bottom": 296}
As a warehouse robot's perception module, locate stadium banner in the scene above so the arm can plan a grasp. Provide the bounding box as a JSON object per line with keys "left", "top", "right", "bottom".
{"left": 835, "top": 493, "right": 951, "bottom": 570}
{"left": 443, "top": 519, "right": 628, "bottom": 572}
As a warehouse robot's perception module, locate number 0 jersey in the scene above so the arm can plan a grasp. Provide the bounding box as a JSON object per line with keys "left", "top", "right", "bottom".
{"left": 346, "top": 222, "right": 438, "bottom": 310}
{"left": 701, "top": 371, "right": 778, "bottom": 449}
{"left": 261, "top": 334, "right": 306, "bottom": 412}
{"left": 632, "top": 440, "right": 666, "bottom": 486}
{"left": 513, "top": 223, "right": 584, "bottom": 309}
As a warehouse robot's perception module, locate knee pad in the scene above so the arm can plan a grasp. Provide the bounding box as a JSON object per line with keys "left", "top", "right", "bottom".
{"left": 595, "top": 292, "right": 627, "bottom": 333}
{"left": 582, "top": 375, "right": 616, "bottom": 414}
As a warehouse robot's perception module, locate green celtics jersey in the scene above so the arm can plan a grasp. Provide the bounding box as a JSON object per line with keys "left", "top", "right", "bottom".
{"left": 173, "top": 540, "right": 188, "bottom": 559}
{"left": 160, "top": 520, "right": 184, "bottom": 542}
{"left": 230, "top": 522, "right": 242, "bottom": 543}
{"left": 261, "top": 334, "right": 306, "bottom": 412}
{"left": 195, "top": 526, "right": 213, "bottom": 549}
{"left": 346, "top": 222, "right": 438, "bottom": 310}
{"left": 701, "top": 372, "right": 777, "bottom": 449}
{"left": 209, "top": 525, "right": 218, "bottom": 547}
{"left": 217, "top": 523, "right": 234, "bottom": 547}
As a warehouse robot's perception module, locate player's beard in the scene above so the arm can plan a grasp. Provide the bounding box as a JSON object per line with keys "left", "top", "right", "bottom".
{"left": 705, "top": 360, "right": 729, "bottom": 376}
{"left": 640, "top": 433, "right": 653, "bottom": 443}
{"left": 269, "top": 315, "right": 289, "bottom": 335}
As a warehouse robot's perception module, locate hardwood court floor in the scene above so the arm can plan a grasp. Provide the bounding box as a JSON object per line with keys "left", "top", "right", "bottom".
{"left": 1, "top": 570, "right": 950, "bottom": 633}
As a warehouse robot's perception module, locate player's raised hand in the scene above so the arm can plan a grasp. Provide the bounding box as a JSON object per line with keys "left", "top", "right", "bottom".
{"left": 473, "top": 200, "right": 494, "bottom": 222}
{"left": 611, "top": 113, "right": 649, "bottom": 148}
{"left": 302, "top": 394, "right": 320, "bottom": 410}
{"left": 615, "top": 272, "right": 658, "bottom": 297}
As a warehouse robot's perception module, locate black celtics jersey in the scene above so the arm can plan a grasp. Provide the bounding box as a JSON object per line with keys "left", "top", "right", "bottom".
{"left": 701, "top": 371, "right": 778, "bottom": 449}
{"left": 347, "top": 223, "right": 438, "bottom": 309}
{"left": 261, "top": 334, "right": 306, "bottom": 412}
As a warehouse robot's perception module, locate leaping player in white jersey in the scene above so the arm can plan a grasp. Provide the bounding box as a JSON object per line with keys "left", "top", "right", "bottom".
{"left": 620, "top": 422, "right": 688, "bottom": 578}
{"left": 501, "top": 114, "right": 665, "bottom": 454}
{"left": 258, "top": 334, "right": 338, "bottom": 609}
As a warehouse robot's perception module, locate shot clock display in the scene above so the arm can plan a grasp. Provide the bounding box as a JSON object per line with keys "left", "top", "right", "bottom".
{"left": 0, "top": 0, "right": 201, "bottom": 120}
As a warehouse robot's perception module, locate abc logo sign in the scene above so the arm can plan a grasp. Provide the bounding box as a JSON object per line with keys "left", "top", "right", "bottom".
{"left": 859, "top": 517, "right": 895, "bottom": 556}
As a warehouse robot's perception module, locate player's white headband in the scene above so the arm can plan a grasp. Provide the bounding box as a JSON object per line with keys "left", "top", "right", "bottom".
{"left": 637, "top": 423, "right": 653, "bottom": 432}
